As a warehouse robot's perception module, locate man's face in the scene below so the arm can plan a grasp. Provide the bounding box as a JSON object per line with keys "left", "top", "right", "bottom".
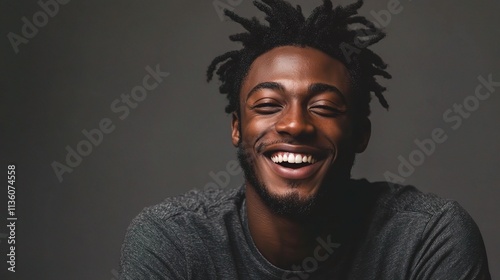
{"left": 232, "top": 46, "right": 370, "bottom": 217}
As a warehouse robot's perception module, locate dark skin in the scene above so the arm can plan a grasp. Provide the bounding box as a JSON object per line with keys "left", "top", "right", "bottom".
{"left": 231, "top": 46, "right": 371, "bottom": 268}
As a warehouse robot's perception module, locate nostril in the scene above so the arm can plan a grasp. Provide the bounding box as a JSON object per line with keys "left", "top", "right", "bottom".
{"left": 275, "top": 116, "right": 315, "bottom": 136}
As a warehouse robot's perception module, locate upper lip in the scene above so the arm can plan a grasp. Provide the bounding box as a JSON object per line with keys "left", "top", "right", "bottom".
{"left": 262, "top": 143, "right": 329, "bottom": 159}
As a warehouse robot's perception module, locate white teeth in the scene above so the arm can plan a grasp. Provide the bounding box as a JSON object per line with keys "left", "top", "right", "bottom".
{"left": 295, "top": 154, "right": 302, "bottom": 163}
{"left": 270, "top": 152, "right": 317, "bottom": 164}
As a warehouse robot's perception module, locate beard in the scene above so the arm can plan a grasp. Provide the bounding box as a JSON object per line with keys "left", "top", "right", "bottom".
{"left": 237, "top": 144, "right": 323, "bottom": 220}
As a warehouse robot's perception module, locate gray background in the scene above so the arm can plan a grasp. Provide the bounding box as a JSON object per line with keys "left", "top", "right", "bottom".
{"left": 1, "top": 0, "right": 499, "bottom": 279}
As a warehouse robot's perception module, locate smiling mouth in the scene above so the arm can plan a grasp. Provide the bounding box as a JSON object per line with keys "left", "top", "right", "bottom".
{"left": 269, "top": 152, "right": 318, "bottom": 169}
{"left": 263, "top": 150, "right": 327, "bottom": 180}
{"left": 260, "top": 143, "right": 331, "bottom": 180}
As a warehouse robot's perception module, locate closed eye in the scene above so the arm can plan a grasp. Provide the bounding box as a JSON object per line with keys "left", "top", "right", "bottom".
{"left": 309, "top": 105, "right": 345, "bottom": 117}
{"left": 252, "top": 102, "right": 282, "bottom": 114}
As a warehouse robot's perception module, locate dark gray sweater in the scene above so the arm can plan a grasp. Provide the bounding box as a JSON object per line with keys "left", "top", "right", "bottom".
{"left": 120, "top": 179, "right": 491, "bottom": 279}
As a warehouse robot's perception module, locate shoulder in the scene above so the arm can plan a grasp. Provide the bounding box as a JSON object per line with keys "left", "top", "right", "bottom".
{"left": 124, "top": 185, "right": 245, "bottom": 244}
{"left": 138, "top": 185, "right": 244, "bottom": 221}
{"left": 353, "top": 179, "right": 491, "bottom": 279}
{"left": 361, "top": 179, "right": 484, "bottom": 235}
{"left": 351, "top": 178, "right": 488, "bottom": 253}
{"left": 355, "top": 179, "right": 454, "bottom": 217}
{"left": 372, "top": 180, "right": 481, "bottom": 240}
{"left": 120, "top": 186, "right": 244, "bottom": 279}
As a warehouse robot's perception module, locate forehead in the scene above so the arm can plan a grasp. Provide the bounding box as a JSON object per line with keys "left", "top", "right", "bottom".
{"left": 241, "top": 46, "right": 352, "bottom": 97}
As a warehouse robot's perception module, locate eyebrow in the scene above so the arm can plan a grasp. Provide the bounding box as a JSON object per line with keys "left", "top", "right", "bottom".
{"left": 246, "top": 82, "right": 284, "bottom": 101}
{"left": 246, "top": 82, "right": 345, "bottom": 103}
{"left": 308, "top": 83, "right": 346, "bottom": 103}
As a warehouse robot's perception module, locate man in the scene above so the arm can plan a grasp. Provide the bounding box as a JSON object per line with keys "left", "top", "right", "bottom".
{"left": 120, "top": 0, "right": 491, "bottom": 279}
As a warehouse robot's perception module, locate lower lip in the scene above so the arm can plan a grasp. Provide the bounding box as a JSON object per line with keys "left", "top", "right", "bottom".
{"left": 265, "top": 156, "right": 323, "bottom": 180}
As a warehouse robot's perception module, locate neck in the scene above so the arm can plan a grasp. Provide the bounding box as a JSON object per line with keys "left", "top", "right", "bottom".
{"left": 245, "top": 182, "right": 346, "bottom": 269}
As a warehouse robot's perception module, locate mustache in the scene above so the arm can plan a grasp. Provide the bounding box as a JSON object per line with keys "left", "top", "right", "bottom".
{"left": 255, "top": 139, "right": 295, "bottom": 154}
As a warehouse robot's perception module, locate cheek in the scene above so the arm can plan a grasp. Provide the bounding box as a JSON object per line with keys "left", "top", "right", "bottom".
{"left": 320, "top": 117, "right": 353, "bottom": 140}
{"left": 240, "top": 115, "right": 273, "bottom": 142}
{"left": 321, "top": 122, "right": 359, "bottom": 160}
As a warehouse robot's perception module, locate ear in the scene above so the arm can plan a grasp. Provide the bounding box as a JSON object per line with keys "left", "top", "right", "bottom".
{"left": 231, "top": 112, "right": 240, "bottom": 147}
{"left": 354, "top": 117, "right": 371, "bottom": 153}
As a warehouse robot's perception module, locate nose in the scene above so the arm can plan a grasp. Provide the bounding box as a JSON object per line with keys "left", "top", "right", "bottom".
{"left": 275, "top": 103, "right": 315, "bottom": 138}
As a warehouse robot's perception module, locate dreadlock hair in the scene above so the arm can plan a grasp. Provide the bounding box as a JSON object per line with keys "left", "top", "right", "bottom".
{"left": 207, "top": 0, "right": 391, "bottom": 120}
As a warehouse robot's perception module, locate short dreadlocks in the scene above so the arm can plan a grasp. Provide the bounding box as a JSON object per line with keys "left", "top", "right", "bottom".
{"left": 207, "top": 0, "right": 391, "bottom": 119}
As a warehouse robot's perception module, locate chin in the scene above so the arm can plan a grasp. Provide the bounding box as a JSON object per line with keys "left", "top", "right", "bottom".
{"left": 238, "top": 145, "right": 341, "bottom": 219}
